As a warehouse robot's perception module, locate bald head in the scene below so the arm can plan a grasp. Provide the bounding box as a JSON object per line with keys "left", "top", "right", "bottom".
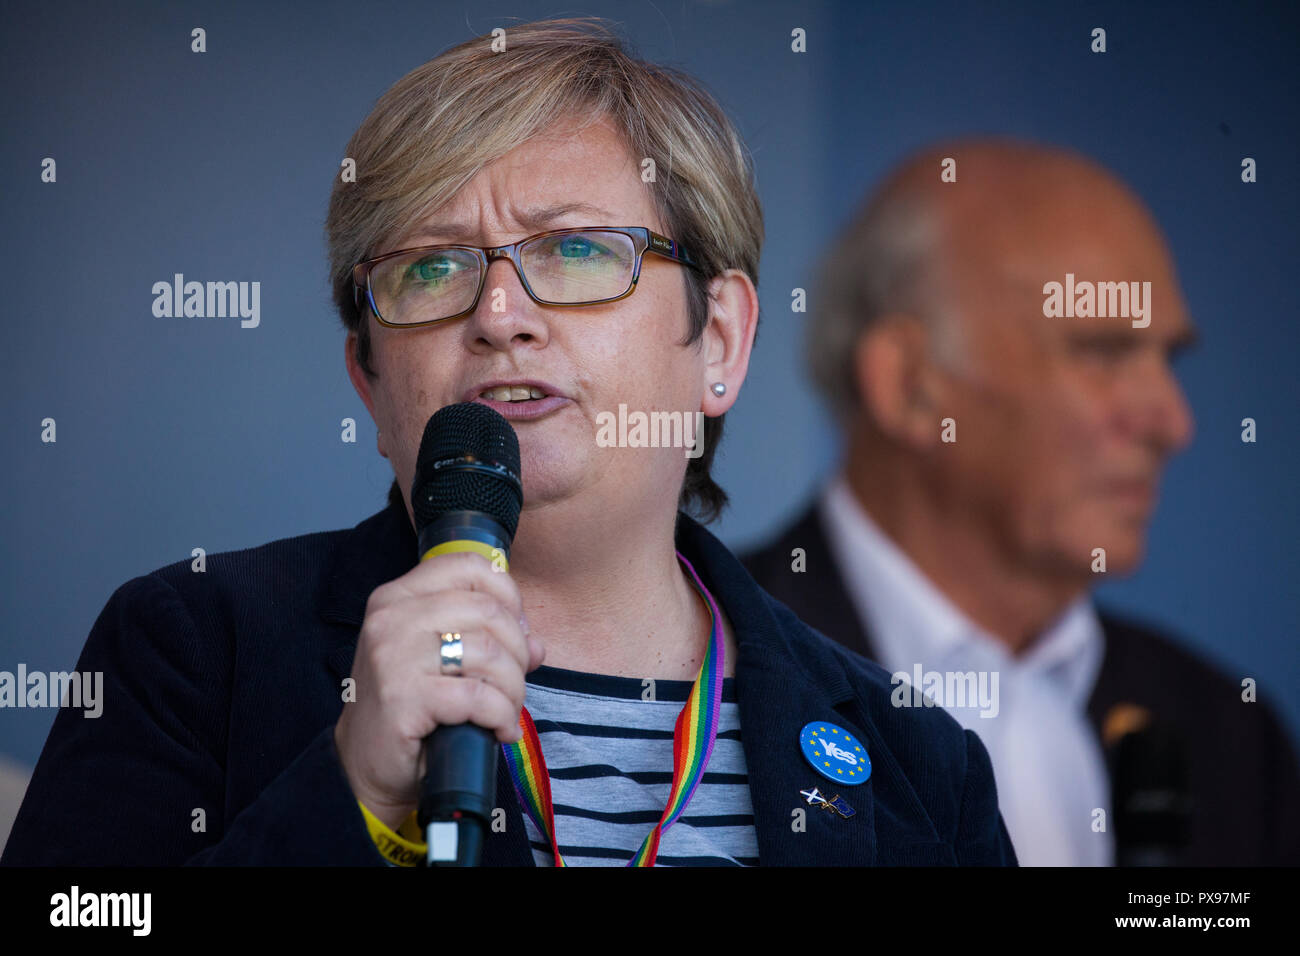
{"left": 810, "top": 140, "right": 1184, "bottom": 417}
{"left": 881, "top": 139, "right": 1163, "bottom": 256}
{"left": 816, "top": 137, "right": 1196, "bottom": 586}
{"left": 890, "top": 141, "right": 1177, "bottom": 337}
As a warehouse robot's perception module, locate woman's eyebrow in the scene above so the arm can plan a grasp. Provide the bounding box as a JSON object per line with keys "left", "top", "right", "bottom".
{"left": 406, "top": 201, "right": 617, "bottom": 243}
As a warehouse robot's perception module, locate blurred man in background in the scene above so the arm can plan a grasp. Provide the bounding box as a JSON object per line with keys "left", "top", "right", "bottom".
{"left": 742, "top": 139, "right": 1300, "bottom": 865}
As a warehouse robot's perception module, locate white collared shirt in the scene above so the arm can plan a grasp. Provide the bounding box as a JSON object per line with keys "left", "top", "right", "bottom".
{"left": 819, "top": 473, "right": 1114, "bottom": 866}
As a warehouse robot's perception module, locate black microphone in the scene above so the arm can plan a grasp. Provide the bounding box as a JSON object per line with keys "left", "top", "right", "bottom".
{"left": 1110, "top": 721, "right": 1193, "bottom": 866}
{"left": 411, "top": 401, "right": 523, "bottom": 867}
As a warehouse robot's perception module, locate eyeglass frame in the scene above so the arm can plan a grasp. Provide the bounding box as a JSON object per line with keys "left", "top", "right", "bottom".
{"left": 352, "top": 225, "right": 706, "bottom": 329}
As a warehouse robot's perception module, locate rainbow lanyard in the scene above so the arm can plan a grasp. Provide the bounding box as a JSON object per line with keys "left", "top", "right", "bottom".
{"left": 501, "top": 550, "right": 725, "bottom": 867}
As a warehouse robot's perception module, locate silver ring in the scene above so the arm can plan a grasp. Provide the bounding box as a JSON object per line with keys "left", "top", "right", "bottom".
{"left": 439, "top": 632, "right": 464, "bottom": 676}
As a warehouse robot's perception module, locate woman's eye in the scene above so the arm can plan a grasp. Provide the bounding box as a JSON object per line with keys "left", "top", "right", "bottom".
{"left": 555, "top": 236, "right": 609, "bottom": 259}
{"left": 410, "top": 256, "right": 457, "bottom": 283}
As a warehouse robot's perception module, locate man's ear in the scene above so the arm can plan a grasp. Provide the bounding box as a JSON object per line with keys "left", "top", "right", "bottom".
{"left": 852, "top": 316, "right": 946, "bottom": 449}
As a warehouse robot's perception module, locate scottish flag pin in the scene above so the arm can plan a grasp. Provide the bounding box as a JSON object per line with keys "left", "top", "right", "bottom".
{"left": 799, "top": 720, "right": 871, "bottom": 785}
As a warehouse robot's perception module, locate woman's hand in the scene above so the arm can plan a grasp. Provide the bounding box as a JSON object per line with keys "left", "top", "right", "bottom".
{"left": 334, "top": 551, "right": 544, "bottom": 831}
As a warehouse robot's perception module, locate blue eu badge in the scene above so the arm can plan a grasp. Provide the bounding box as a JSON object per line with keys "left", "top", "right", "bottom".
{"left": 799, "top": 721, "right": 871, "bottom": 785}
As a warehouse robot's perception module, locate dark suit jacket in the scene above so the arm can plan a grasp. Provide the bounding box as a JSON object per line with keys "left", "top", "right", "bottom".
{"left": 740, "top": 499, "right": 1300, "bottom": 866}
{"left": 2, "top": 497, "right": 1017, "bottom": 866}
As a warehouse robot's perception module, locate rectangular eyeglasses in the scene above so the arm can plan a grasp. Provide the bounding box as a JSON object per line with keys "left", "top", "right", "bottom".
{"left": 352, "top": 225, "right": 704, "bottom": 328}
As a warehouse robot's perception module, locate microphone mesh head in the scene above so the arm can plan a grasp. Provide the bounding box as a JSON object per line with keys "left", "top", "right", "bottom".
{"left": 412, "top": 402, "right": 522, "bottom": 537}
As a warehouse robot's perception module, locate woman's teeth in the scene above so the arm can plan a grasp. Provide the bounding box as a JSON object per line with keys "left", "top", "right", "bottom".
{"left": 481, "top": 386, "right": 547, "bottom": 402}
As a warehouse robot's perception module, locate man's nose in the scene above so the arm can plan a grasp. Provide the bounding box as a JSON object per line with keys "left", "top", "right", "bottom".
{"left": 1130, "top": 353, "right": 1195, "bottom": 456}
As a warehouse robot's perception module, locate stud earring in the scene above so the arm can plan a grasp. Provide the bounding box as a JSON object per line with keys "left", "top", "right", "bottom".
{"left": 711, "top": 382, "right": 726, "bottom": 397}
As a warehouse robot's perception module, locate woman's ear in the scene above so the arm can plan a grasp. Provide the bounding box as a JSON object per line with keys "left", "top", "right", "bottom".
{"left": 700, "top": 269, "right": 760, "bottom": 415}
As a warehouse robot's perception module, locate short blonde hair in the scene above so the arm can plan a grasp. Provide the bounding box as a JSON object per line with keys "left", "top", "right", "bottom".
{"left": 325, "top": 16, "right": 763, "bottom": 523}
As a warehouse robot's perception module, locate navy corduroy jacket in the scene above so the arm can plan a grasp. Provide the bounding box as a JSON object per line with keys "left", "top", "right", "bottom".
{"left": 2, "top": 498, "right": 1017, "bottom": 866}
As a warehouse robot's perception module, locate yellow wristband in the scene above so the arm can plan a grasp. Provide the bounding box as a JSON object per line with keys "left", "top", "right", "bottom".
{"left": 358, "top": 800, "right": 427, "bottom": 867}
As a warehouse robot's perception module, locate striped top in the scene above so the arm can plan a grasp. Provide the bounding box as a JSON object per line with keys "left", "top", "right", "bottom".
{"left": 519, "top": 664, "right": 760, "bottom": 866}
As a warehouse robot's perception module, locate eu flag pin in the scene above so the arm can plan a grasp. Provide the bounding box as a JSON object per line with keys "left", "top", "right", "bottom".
{"left": 799, "top": 720, "right": 871, "bottom": 785}
{"left": 824, "top": 793, "right": 856, "bottom": 818}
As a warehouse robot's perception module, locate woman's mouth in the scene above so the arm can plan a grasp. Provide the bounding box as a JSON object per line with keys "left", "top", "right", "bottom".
{"left": 472, "top": 386, "right": 571, "bottom": 421}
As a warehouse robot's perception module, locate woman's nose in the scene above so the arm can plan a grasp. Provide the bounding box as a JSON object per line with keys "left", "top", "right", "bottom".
{"left": 461, "top": 257, "right": 551, "bottom": 349}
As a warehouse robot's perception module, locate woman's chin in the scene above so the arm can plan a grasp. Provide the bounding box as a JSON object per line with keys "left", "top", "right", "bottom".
{"left": 518, "top": 472, "right": 582, "bottom": 512}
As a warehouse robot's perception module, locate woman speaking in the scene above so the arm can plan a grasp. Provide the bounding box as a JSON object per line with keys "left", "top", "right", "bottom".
{"left": 3, "top": 17, "right": 1015, "bottom": 868}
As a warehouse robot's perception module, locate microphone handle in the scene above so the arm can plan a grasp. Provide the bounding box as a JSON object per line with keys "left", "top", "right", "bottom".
{"left": 418, "top": 724, "right": 498, "bottom": 865}
{"left": 416, "top": 511, "right": 513, "bottom": 867}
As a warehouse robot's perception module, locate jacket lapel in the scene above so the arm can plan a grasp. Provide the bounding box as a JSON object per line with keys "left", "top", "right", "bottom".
{"left": 732, "top": 643, "right": 879, "bottom": 865}
{"left": 1083, "top": 617, "right": 1123, "bottom": 745}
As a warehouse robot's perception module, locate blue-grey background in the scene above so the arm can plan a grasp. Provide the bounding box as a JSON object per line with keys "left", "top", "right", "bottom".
{"left": 3, "top": 0, "right": 1297, "bottom": 779}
